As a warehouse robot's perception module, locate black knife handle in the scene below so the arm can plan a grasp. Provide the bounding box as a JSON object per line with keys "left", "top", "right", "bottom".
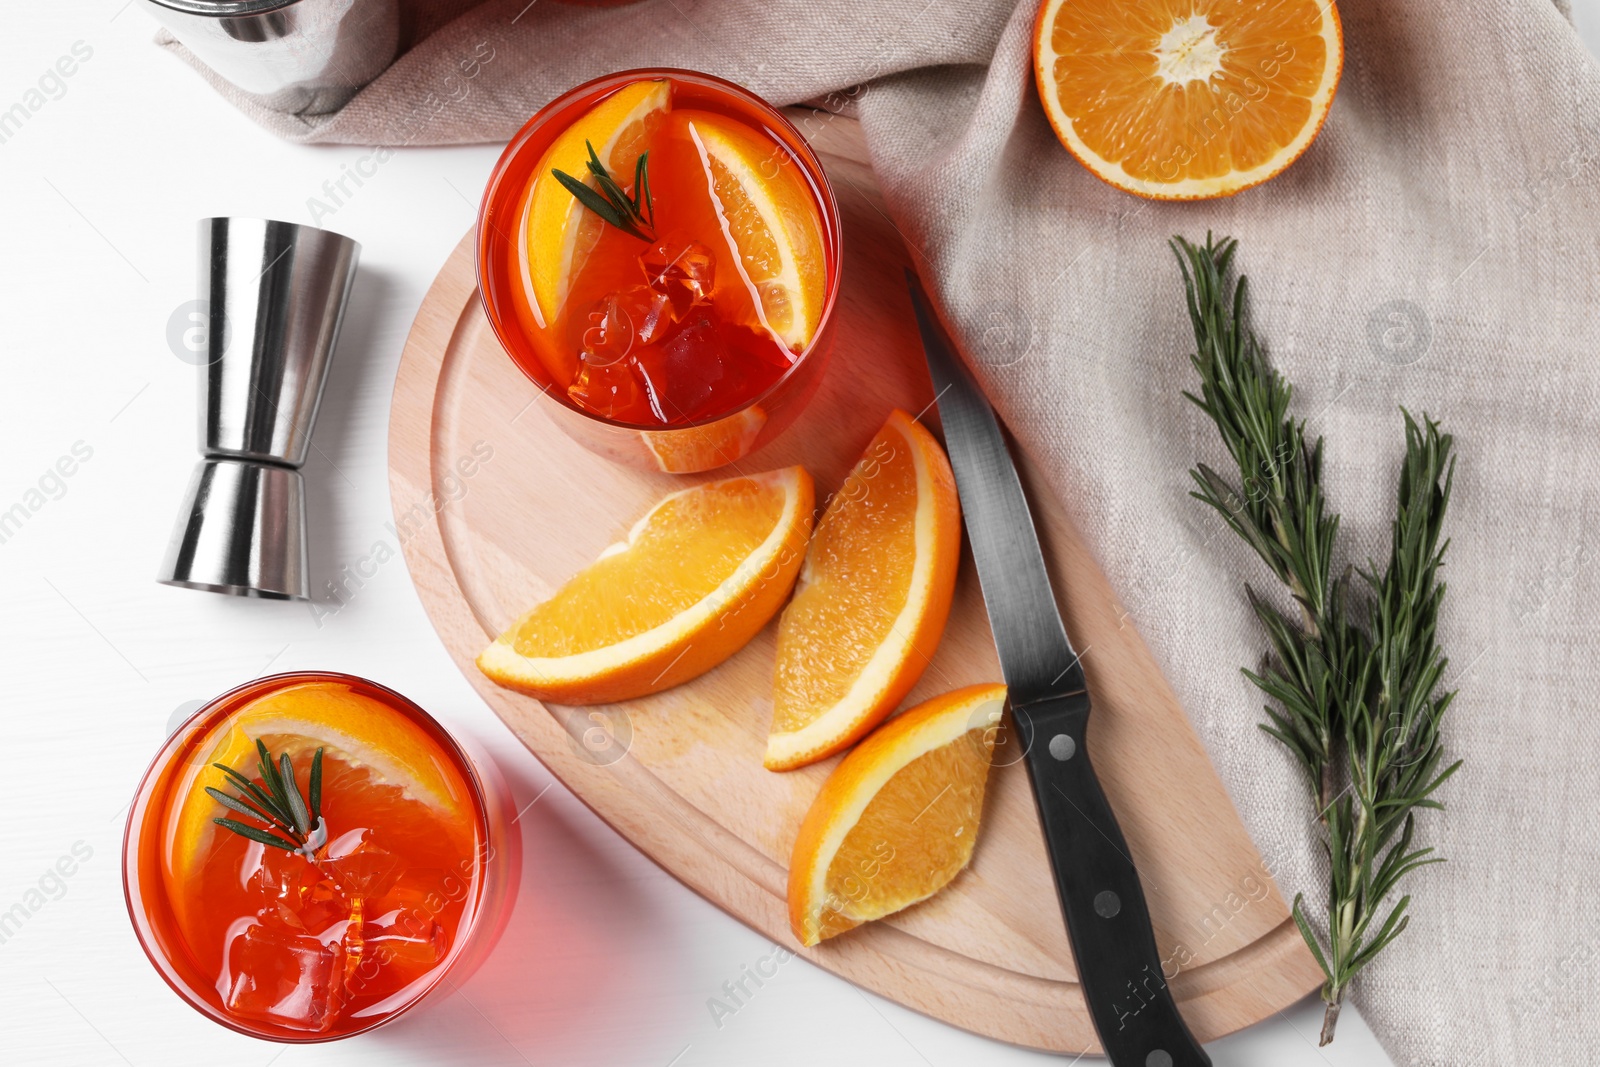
{"left": 1014, "top": 693, "right": 1211, "bottom": 1067}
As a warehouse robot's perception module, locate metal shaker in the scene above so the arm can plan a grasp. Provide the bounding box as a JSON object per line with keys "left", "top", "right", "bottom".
{"left": 158, "top": 218, "right": 359, "bottom": 600}
{"left": 140, "top": 0, "right": 401, "bottom": 115}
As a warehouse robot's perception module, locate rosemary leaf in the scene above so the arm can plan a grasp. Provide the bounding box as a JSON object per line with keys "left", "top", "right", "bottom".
{"left": 280, "top": 753, "right": 311, "bottom": 836}
{"left": 204, "top": 786, "right": 289, "bottom": 831}
{"left": 553, "top": 169, "right": 627, "bottom": 230}
{"left": 635, "top": 150, "right": 654, "bottom": 230}
{"left": 308, "top": 747, "right": 324, "bottom": 824}
{"left": 1291, "top": 894, "right": 1332, "bottom": 977}
{"left": 256, "top": 739, "right": 290, "bottom": 815}
{"left": 587, "top": 155, "right": 633, "bottom": 210}
{"left": 212, "top": 763, "right": 285, "bottom": 821}
{"left": 213, "top": 818, "right": 297, "bottom": 851}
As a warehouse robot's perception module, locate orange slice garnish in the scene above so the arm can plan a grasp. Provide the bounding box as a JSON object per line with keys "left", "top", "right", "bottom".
{"left": 685, "top": 111, "right": 827, "bottom": 351}
{"left": 522, "top": 79, "right": 672, "bottom": 327}
{"left": 166, "top": 680, "right": 476, "bottom": 932}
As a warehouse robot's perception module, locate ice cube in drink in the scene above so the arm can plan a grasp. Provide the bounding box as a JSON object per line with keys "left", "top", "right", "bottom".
{"left": 224, "top": 924, "right": 346, "bottom": 1033}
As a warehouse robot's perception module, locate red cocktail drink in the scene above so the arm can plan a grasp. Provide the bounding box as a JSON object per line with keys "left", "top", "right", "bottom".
{"left": 124, "top": 673, "right": 515, "bottom": 1041}
{"left": 478, "top": 69, "right": 841, "bottom": 472}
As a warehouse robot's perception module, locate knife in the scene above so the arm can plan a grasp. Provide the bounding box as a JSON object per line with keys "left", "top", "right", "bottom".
{"left": 907, "top": 275, "right": 1210, "bottom": 1067}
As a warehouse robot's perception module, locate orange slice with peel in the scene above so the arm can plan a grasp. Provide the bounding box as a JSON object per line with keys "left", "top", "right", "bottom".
{"left": 478, "top": 467, "right": 814, "bottom": 705}
{"left": 166, "top": 680, "right": 476, "bottom": 932}
{"left": 686, "top": 112, "right": 827, "bottom": 351}
{"left": 522, "top": 79, "right": 672, "bottom": 326}
{"left": 1033, "top": 0, "right": 1343, "bottom": 199}
{"left": 765, "top": 411, "right": 960, "bottom": 771}
{"left": 642, "top": 405, "right": 767, "bottom": 474}
{"left": 788, "top": 683, "right": 1005, "bottom": 946}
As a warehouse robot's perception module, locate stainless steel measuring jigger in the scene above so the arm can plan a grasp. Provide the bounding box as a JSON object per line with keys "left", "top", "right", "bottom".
{"left": 158, "top": 218, "right": 359, "bottom": 600}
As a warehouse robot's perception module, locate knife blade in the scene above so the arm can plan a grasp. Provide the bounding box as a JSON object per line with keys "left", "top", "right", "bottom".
{"left": 907, "top": 274, "right": 1210, "bottom": 1067}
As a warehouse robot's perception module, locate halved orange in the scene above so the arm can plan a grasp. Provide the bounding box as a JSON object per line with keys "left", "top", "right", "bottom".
{"left": 788, "top": 683, "right": 1006, "bottom": 946}
{"left": 765, "top": 411, "right": 961, "bottom": 771}
{"left": 1033, "top": 0, "right": 1343, "bottom": 199}
{"left": 522, "top": 79, "right": 672, "bottom": 327}
{"left": 478, "top": 467, "right": 814, "bottom": 705}
{"left": 685, "top": 111, "right": 827, "bottom": 351}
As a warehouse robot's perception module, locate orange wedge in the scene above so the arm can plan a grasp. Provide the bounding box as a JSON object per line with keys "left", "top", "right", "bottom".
{"left": 1033, "top": 0, "right": 1343, "bottom": 199}
{"left": 765, "top": 410, "right": 960, "bottom": 771}
{"left": 788, "top": 683, "right": 1005, "bottom": 946}
{"left": 478, "top": 467, "right": 814, "bottom": 705}
{"left": 686, "top": 112, "right": 827, "bottom": 351}
{"left": 522, "top": 79, "right": 672, "bottom": 327}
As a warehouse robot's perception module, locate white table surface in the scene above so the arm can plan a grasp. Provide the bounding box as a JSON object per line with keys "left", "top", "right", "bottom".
{"left": 7, "top": 4, "right": 1596, "bottom": 1065}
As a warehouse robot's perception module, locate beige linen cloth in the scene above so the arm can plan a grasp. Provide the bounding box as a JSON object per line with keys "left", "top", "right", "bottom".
{"left": 163, "top": 1, "right": 1600, "bottom": 1063}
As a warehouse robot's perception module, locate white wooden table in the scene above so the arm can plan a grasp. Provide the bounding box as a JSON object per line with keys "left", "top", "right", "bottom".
{"left": 8, "top": 3, "right": 1594, "bottom": 1063}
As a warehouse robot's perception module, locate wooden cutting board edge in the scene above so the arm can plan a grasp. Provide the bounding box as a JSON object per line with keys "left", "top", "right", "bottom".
{"left": 386, "top": 118, "right": 1323, "bottom": 1054}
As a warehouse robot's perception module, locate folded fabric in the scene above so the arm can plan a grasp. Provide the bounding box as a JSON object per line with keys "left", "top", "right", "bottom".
{"left": 160, "top": 1, "right": 1600, "bottom": 1062}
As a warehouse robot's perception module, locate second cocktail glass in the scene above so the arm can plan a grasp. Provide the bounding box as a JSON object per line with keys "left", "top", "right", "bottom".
{"left": 123, "top": 672, "right": 518, "bottom": 1041}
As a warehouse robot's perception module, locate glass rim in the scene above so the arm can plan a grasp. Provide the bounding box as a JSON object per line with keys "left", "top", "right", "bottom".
{"left": 121, "top": 670, "right": 494, "bottom": 1043}
{"left": 474, "top": 66, "right": 844, "bottom": 434}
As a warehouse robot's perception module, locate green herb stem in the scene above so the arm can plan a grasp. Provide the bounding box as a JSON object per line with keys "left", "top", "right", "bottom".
{"left": 552, "top": 140, "right": 655, "bottom": 240}
{"left": 209, "top": 744, "right": 327, "bottom": 858}
{"left": 1173, "top": 235, "right": 1459, "bottom": 1046}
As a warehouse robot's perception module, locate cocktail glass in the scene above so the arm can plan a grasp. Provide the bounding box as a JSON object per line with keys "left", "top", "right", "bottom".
{"left": 123, "top": 672, "right": 518, "bottom": 1041}
{"left": 476, "top": 68, "right": 842, "bottom": 473}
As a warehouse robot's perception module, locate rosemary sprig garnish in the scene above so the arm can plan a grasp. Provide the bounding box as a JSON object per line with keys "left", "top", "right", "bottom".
{"left": 207, "top": 740, "right": 327, "bottom": 856}
{"left": 1173, "top": 234, "right": 1461, "bottom": 1045}
{"left": 551, "top": 140, "right": 654, "bottom": 240}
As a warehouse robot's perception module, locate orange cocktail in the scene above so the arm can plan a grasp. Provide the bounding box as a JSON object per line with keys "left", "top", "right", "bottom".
{"left": 478, "top": 69, "right": 841, "bottom": 472}
{"left": 124, "top": 673, "right": 514, "bottom": 1041}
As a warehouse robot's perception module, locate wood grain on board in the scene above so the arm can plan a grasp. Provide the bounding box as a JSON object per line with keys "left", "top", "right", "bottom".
{"left": 387, "top": 112, "right": 1321, "bottom": 1054}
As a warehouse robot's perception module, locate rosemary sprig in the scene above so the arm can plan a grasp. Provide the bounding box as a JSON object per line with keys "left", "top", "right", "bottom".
{"left": 1172, "top": 234, "right": 1461, "bottom": 1045}
{"left": 551, "top": 140, "right": 654, "bottom": 240}
{"left": 207, "top": 741, "right": 327, "bottom": 856}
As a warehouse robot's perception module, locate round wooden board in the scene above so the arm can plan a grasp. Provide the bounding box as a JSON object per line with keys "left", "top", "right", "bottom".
{"left": 387, "top": 115, "right": 1322, "bottom": 1054}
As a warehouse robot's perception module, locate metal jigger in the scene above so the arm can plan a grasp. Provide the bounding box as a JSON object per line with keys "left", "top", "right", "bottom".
{"left": 158, "top": 218, "right": 359, "bottom": 600}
